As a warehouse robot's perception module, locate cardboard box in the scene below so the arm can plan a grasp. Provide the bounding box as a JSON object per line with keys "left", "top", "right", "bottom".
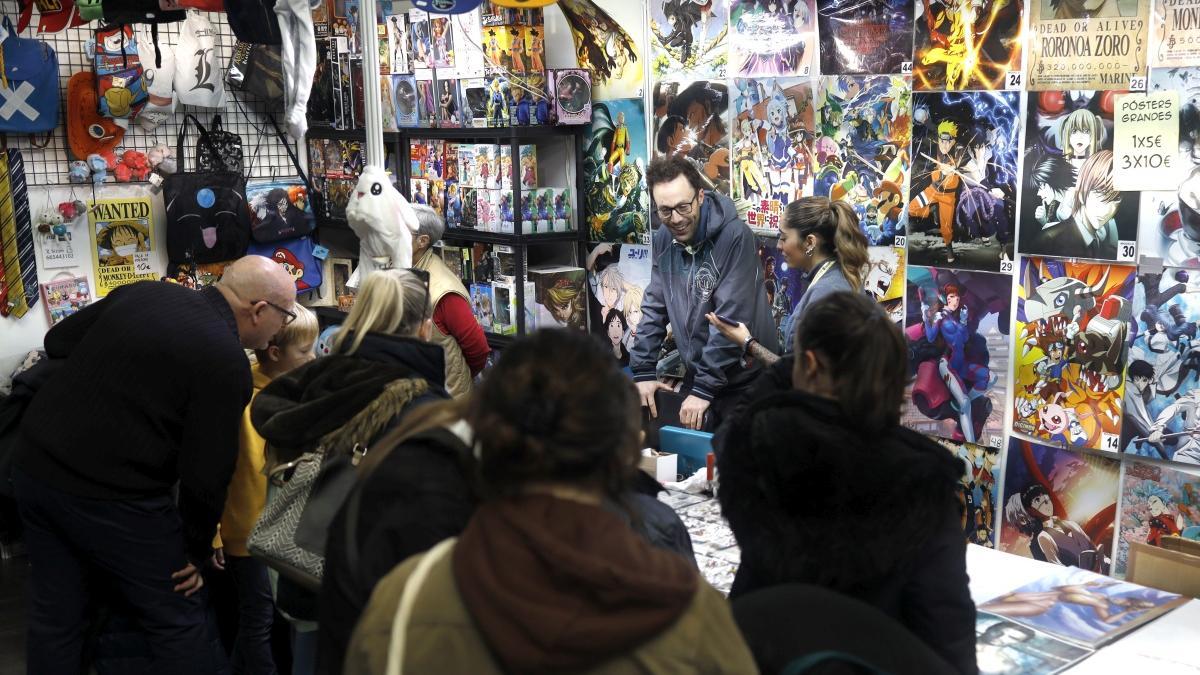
{"left": 639, "top": 450, "right": 678, "bottom": 484}
{"left": 548, "top": 68, "right": 591, "bottom": 125}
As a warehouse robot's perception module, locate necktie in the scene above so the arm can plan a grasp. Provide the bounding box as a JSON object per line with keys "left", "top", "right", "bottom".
{"left": 9, "top": 150, "right": 37, "bottom": 312}
{"left": 0, "top": 150, "right": 30, "bottom": 318}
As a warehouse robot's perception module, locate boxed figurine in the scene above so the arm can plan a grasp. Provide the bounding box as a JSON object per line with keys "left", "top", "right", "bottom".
{"left": 526, "top": 266, "right": 586, "bottom": 332}
{"left": 476, "top": 188, "right": 498, "bottom": 232}
{"left": 478, "top": 144, "right": 498, "bottom": 190}
{"left": 457, "top": 144, "right": 477, "bottom": 188}
{"left": 497, "top": 190, "right": 516, "bottom": 234}
{"left": 519, "top": 145, "right": 537, "bottom": 190}
{"left": 484, "top": 73, "right": 511, "bottom": 127}
{"left": 553, "top": 187, "right": 573, "bottom": 232}
{"left": 547, "top": 69, "right": 591, "bottom": 125}
{"left": 444, "top": 180, "right": 463, "bottom": 228}
{"left": 392, "top": 74, "right": 418, "bottom": 127}
{"left": 461, "top": 187, "right": 478, "bottom": 228}
{"left": 461, "top": 78, "right": 489, "bottom": 127}
{"left": 499, "top": 146, "right": 513, "bottom": 190}
{"left": 409, "top": 178, "right": 431, "bottom": 208}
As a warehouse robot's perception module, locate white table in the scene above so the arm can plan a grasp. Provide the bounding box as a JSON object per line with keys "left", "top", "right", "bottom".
{"left": 967, "top": 544, "right": 1200, "bottom": 673}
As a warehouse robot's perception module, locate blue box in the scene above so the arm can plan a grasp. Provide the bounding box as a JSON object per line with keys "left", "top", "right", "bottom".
{"left": 659, "top": 426, "right": 714, "bottom": 477}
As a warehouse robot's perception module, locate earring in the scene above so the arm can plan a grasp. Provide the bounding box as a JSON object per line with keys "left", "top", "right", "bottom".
{"left": 805, "top": 247, "right": 814, "bottom": 256}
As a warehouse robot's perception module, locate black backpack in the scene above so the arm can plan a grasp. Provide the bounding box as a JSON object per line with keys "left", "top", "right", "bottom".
{"left": 224, "top": 0, "right": 282, "bottom": 45}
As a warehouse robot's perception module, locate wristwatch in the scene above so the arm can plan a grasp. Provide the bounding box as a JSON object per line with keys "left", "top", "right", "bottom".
{"left": 742, "top": 334, "right": 756, "bottom": 356}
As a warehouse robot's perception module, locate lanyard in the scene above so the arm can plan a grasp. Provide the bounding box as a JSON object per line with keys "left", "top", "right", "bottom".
{"left": 808, "top": 258, "right": 838, "bottom": 289}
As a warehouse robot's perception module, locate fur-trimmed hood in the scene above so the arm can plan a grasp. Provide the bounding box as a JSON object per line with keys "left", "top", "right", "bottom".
{"left": 718, "top": 389, "right": 963, "bottom": 598}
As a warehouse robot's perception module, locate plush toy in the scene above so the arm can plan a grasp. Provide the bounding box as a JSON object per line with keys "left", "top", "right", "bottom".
{"left": 113, "top": 162, "right": 132, "bottom": 182}
{"left": 68, "top": 161, "right": 90, "bottom": 184}
{"left": 122, "top": 150, "right": 151, "bottom": 181}
{"left": 345, "top": 166, "right": 418, "bottom": 286}
{"left": 57, "top": 202, "right": 78, "bottom": 221}
{"left": 86, "top": 154, "right": 108, "bottom": 183}
{"left": 147, "top": 143, "right": 177, "bottom": 173}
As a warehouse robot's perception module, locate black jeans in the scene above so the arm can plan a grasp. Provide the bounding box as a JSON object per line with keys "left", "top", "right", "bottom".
{"left": 13, "top": 470, "right": 220, "bottom": 675}
{"left": 227, "top": 555, "right": 278, "bottom": 675}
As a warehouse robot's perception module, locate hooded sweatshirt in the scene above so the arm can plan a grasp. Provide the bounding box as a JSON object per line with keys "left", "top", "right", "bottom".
{"left": 630, "top": 191, "right": 778, "bottom": 401}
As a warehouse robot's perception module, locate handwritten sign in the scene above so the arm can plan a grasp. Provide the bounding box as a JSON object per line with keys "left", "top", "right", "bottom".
{"left": 1114, "top": 91, "right": 1180, "bottom": 191}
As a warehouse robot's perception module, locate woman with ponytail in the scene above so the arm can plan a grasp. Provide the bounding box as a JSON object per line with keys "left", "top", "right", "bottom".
{"left": 705, "top": 196, "right": 870, "bottom": 365}
{"left": 716, "top": 292, "right": 977, "bottom": 674}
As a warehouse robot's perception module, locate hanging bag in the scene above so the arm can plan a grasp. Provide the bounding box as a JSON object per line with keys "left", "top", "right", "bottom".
{"left": 247, "top": 236, "right": 322, "bottom": 293}
{"left": 196, "top": 114, "right": 243, "bottom": 173}
{"left": 226, "top": 41, "right": 284, "bottom": 107}
{"left": 92, "top": 25, "right": 147, "bottom": 124}
{"left": 0, "top": 17, "right": 59, "bottom": 134}
{"left": 164, "top": 114, "right": 250, "bottom": 263}
{"left": 244, "top": 114, "right": 316, "bottom": 243}
{"left": 173, "top": 10, "right": 226, "bottom": 109}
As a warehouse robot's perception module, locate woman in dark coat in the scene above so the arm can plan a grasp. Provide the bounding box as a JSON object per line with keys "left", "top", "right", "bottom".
{"left": 717, "top": 291, "right": 978, "bottom": 675}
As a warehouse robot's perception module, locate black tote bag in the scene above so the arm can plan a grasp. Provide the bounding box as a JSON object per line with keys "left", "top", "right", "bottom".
{"left": 164, "top": 114, "right": 251, "bottom": 264}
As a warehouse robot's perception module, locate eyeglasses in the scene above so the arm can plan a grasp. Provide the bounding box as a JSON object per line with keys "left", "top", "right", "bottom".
{"left": 655, "top": 191, "right": 699, "bottom": 221}
{"left": 258, "top": 299, "right": 297, "bottom": 325}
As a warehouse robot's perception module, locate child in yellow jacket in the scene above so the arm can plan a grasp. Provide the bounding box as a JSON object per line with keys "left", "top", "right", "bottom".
{"left": 213, "top": 303, "right": 317, "bottom": 673}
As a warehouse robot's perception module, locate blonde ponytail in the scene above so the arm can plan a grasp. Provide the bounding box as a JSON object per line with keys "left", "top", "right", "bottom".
{"left": 331, "top": 269, "right": 428, "bottom": 355}
{"left": 830, "top": 200, "right": 869, "bottom": 292}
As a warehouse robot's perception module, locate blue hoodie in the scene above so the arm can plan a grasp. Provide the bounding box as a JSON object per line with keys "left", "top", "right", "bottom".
{"left": 630, "top": 191, "right": 779, "bottom": 401}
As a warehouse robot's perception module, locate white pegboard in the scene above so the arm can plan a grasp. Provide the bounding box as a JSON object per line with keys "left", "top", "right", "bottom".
{"left": 5, "top": 5, "right": 304, "bottom": 186}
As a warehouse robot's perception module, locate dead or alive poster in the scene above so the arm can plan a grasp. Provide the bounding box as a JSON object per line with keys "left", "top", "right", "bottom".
{"left": 728, "top": 0, "right": 816, "bottom": 77}
{"left": 557, "top": 0, "right": 644, "bottom": 99}
{"left": 1025, "top": 0, "right": 1151, "bottom": 91}
{"left": 91, "top": 197, "right": 156, "bottom": 297}
{"left": 816, "top": 0, "right": 915, "bottom": 75}
{"left": 1152, "top": 0, "right": 1200, "bottom": 67}
{"left": 651, "top": 0, "right": 730, "bottom": 80}
{"left": 913, "top": 0, "right": 1025, "bottom": 91}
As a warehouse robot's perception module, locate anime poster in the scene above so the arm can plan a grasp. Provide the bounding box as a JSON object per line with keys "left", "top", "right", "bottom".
{"left": 1152, "top": 0, "right": 1200, "bottom": 66}
{"left": 903, "top": 266, "right": 1012, "bottom": 448}
{"left": 452, "top": 9, "right": 486, "bottom": 79}
{"left": 392, "top": 74, "right": 418, "bottom": 127}
{"left": 934, "top": 438, "right": 1000, "bottom": 547}
{"left": 91, "top": 198, "right": 156, "bottom": 298}
{"left": 557, "top": 0, "right": 644, "bottom": 99}
{"left": 913, "top": 0, "right": 1024, "bottom": 91}
{"left": 586, "top": 243, "right": 652, "bottom": 367}
{"left": 731, "top": 77, "right": 815, "bottom": 232}
{"left": 1137, "top": 67, "right": 1200, "bottom": 267}
{"left": 973, "top": 612, "right": 1094, "bottom": 674}
{"left": 1122, "top": 267, "right": 1200, "bottom": 460}
{"left": 727, "top": 0, "right": 815, "bottom": 77}
{"left": 430, "top": 16, "right": 454, "bottom": 70}
{"left": 813, "top": 75, "right": 912, "bottom": 245}
{"left": 756, "top": 235, "right": 809, "bottom": 349}
{"left": 978, "top": 566, "right": 1185, "bottom": 648}
{"left": 651, "top": 0, "right": 730, "bottom": 79}
{"left": 999, "top": 437, "right": 1120, "bottom": 573}
{"left": 865, "top": 244, "right": 906, "bottom": 323}
{"left": 653, "top": 80, "right": 731, "bottom": 195}
{"left": 1013, "top": 258, "right": 1135, "bottom": 450}
{"left": 816, "top": 0, "right": 915, "bottom": 75}
{"left": 526, "top": 266, "right": 588, "bottom": 332}
{"left": 1018, "top": 90, "right": 1140, "bottom": 262}
{"left": 584, "top": 99, "right": 650, "bottom": 244}
{"left": 907, "top": 91, "right": 1019, "bottom": 271}
{"left": 386, "top": 14, "right": 410, "bottom": 74}
{"left": 1024, "top": 0, "right": 1150, "bottom": 91}
{"left": 1115, "top": 460, "right": 1200, "bottom": 576}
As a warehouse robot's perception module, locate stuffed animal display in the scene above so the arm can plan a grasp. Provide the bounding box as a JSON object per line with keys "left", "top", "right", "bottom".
{"left": 345, "top": 165, "right": 418, "bottom": 284}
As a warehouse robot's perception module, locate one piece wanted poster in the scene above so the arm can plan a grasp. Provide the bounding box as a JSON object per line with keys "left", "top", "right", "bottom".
{"left": 1151, "top": 0, "right": 1200, "bottom": 67}
{"left": 91, "top": 197, "right": 156, "bottom": 298}
{"left": 913, "top": 0, "right": 1025, "bottom": 92}
{"left": 1024, "top": 0, "right": 1150, "bottom": 91}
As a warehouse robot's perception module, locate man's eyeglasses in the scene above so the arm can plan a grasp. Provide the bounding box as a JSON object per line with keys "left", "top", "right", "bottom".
{"left": 258, "top": 299, "right": 297, "bottom": 325}
{"left": 655, "top": 191, "right": 699, "bottom": 221}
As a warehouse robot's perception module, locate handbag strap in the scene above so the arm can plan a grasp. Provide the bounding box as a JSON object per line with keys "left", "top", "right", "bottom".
{"left": 265, "top": 113, "right": 311, "bottom": 188}
{"left": 384, "top": 537, "right": 456, "bottom": 675}
{"left": 176, "top": 113, "right": 226, "bottom": 173}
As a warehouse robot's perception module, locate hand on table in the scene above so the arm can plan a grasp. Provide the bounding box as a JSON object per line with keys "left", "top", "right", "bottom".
{"left": 679, "top": 395, "right": 711, "bottom": 431}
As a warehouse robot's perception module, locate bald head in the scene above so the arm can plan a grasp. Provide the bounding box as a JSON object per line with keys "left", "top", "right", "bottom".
{"left": 216, "top": 255, "right": 298, "bottom": 349}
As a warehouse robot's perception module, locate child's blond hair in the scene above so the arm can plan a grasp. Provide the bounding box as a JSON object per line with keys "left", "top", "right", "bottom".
{"left": 254, "top": 303, "right": 318, "bottom": 362}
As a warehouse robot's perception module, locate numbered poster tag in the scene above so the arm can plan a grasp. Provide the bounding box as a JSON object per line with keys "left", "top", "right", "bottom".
{"left": 894, "top": 235, "right": 907, "bottom": 248}
{"left": 900, "top": 61, "right": 913, "bottom": 75}
{"left": 1101, "top": 433, "right": 1121, "bottom": 452}
{"left": 133, "top": 251, "right": 153, "bottom": 275}
{"left": 1118, "top": 240, "right": 1137, "bottom": 262}
{"left": 1129, "top": 75, "right": 1147, "bottom": 92}
{"left": 1005, "top": 71, "right": 1023, "bottom": 91}
{"left": 989, "top": 434, "right": 1004, "bottom": 449}
{"left": 1000, "top": 258, "right": 1014, "bottom": 274}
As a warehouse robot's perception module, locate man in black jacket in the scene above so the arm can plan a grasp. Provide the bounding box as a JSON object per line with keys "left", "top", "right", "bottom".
{"left": 13, "top": 255, "right": 295, "bottom": 675}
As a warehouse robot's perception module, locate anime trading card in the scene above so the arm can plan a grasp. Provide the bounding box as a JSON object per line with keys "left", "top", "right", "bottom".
{"left": 913, "top": 0, "right": 1024, "bottom": 92}
{"left": 1115, "top": 460, "right": 1200, "bottom": 576}
{"left": 864, "top": 244, "right": 906, "bottom": 324}
{"left": 653, "top": 80, "right": 731, "bottom": 196}
{"left": 999, "top": 436, "right": 1119, "bottom": 573}
{"left": 651, "top": 0, "right": 731, "bottom": 79}
{"left": 556, "top": 0, "right": 643, "bottom": 99}
{"left": 1125, "top": 267, "right": 1200, "bottom": 460}
{"left": 1152, "top": 0, "right": 1200, "bottom": 67}
{"left": 731, "top": 77, "right": 815, "bottom": 233}
{"left": 1137, "top": 67, "right": 1200, "bottom": 267}
{"left": 584, "top": 99, "right": 649, "bottom": 244}
{"left": 1025, "top": 0, "right": 1150, "bottom": 91}
{"left": 907, "top": 91, "right": 1019, "bottom": 271}
{"left": 1018, "top": 90, "right": 1140, "bottom": 262}
{"left": 903, "top": 266, "right": 1012, "bottom": 449}
{"left": 934, "top": 438, "right": 1000, "bottom": 547}
{"left": 816, "top": 0, "right": 915, "bottom": 75}
{"left": 1012, "top": 257, "right": 1135, "bottom": 451}
{"left": 586, "top": 243, "right": 652, "bottom": 368}
{"left": 814, "top": 75, "right": 912, "bottom": 246}
{"left": 727, "top": 0, "right": 815, "bottom": 77}
{"left": 756, "top": 235, "right": 810, "bottom": 349}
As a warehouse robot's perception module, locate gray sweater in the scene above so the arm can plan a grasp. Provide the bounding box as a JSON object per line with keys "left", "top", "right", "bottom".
{"left": 782, "top": 263, "right": 854, "bottom": 352}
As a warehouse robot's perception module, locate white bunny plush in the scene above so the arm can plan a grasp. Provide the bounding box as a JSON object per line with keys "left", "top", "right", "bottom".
{"left": 345, "top": 166, "right": 418, "bottom": 285}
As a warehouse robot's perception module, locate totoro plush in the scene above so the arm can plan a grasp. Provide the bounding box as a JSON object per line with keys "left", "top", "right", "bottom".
{"left": 345, "top": 166, "right": 418, "bottom": 284}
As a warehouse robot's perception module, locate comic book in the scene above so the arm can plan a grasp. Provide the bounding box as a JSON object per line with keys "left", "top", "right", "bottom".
{"left": 408, "top": 9, "right": 432, "bottom": 70}
{"left": 1012, "top": 258, "right": 1134, "bottom": 450}
{"left": 1152, "top": 0, "right": 1200, "bottom": 66}
{"left": 1137, "top": 67, "right": 1200, "bottom": 267}
{"left": 556, "top": 0, "right": 644, "bottom": 99}
{"left": 653, "top": 80, "right": 731, "bottom": 196}
{"left": 731, "top": 77, "right": 815, "bottom": 233}
{"left": 903, "top": 266, "right": 1012, "bottom": 448}
{"left": 1018, "top": 89, "right": 1140, "bottom": 262}
{"left": 817, "top": 0, "right": 915, "bottom": 75}
{"left": 1115, "top": 460, "right": 1200, "bottom": 576}
{"left": 585, "top": 99, "right": 650, "bottom": 244}
{"left": 999, "top": 437, "right": 1120, "bottom": 572}
{"left": 755, "top": 235, "right": 808, "bottom": 349}
{"left": 587, "top": 243, "right": 652, "bottom": 368}
{"left": 907, "top": 91, "right": 1019, "bottom": 271}
{"left": 814, "top": 75, "right": 912, "bottom": 246}
{"left": 727, "top": 0, "right": 814, "bottom": 78}
{"left": 913, "top": 0, "right": 1024, "bottom": 92}
{"left": 935, "top": 438, "right": 1001, "bottom": 547}
{"left": 39, "top": 275, "right": 91, "bottom": 327}
{"left": 386, "top": 14, "right": 410, "bottom": 74}
{"left": 430, "top": 15, "right": 455, "bottom": 70}
{"left": 978, "top": 565, "right": 1185, "bottom": 648}
{"left": 651, "top": 0, "right": 731, "bottom": 80}
{"left": 974, "top": 611, "right": 1094, "bottom": 674}
{"left": 1025, "top": 0, "right": 1150, "bottom": 91}
{"left": 1124, "top": 267, "right": 1200, "bottom": 459}
{"left": 91, "top": 198, "right": 156, "bottom": 298}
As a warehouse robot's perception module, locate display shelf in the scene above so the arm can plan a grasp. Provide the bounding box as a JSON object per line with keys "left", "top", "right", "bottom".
{"left": 441, "top": 228, "right": 582, "bottom": 245}
{"left": 307, "top": 128, "right": 401, "bottom": 142}
{"left": 306, "top": 126, "right": 580, "bottom": 143}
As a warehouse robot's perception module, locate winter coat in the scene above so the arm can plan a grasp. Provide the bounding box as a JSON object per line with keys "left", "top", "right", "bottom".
{"left": 630, "top": 191, "right": 778, "bottom": 401}
{"left": 717, "top": 389, "right": 977, "bottom": 675}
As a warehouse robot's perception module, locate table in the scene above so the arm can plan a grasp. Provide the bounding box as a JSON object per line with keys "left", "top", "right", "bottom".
{"left": 666, "top": 490, "right": 1200, "bottom": 672}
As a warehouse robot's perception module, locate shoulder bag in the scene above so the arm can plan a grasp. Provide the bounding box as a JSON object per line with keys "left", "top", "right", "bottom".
{"left": 163, "top": 114, "right": 250, "bottom": 264}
